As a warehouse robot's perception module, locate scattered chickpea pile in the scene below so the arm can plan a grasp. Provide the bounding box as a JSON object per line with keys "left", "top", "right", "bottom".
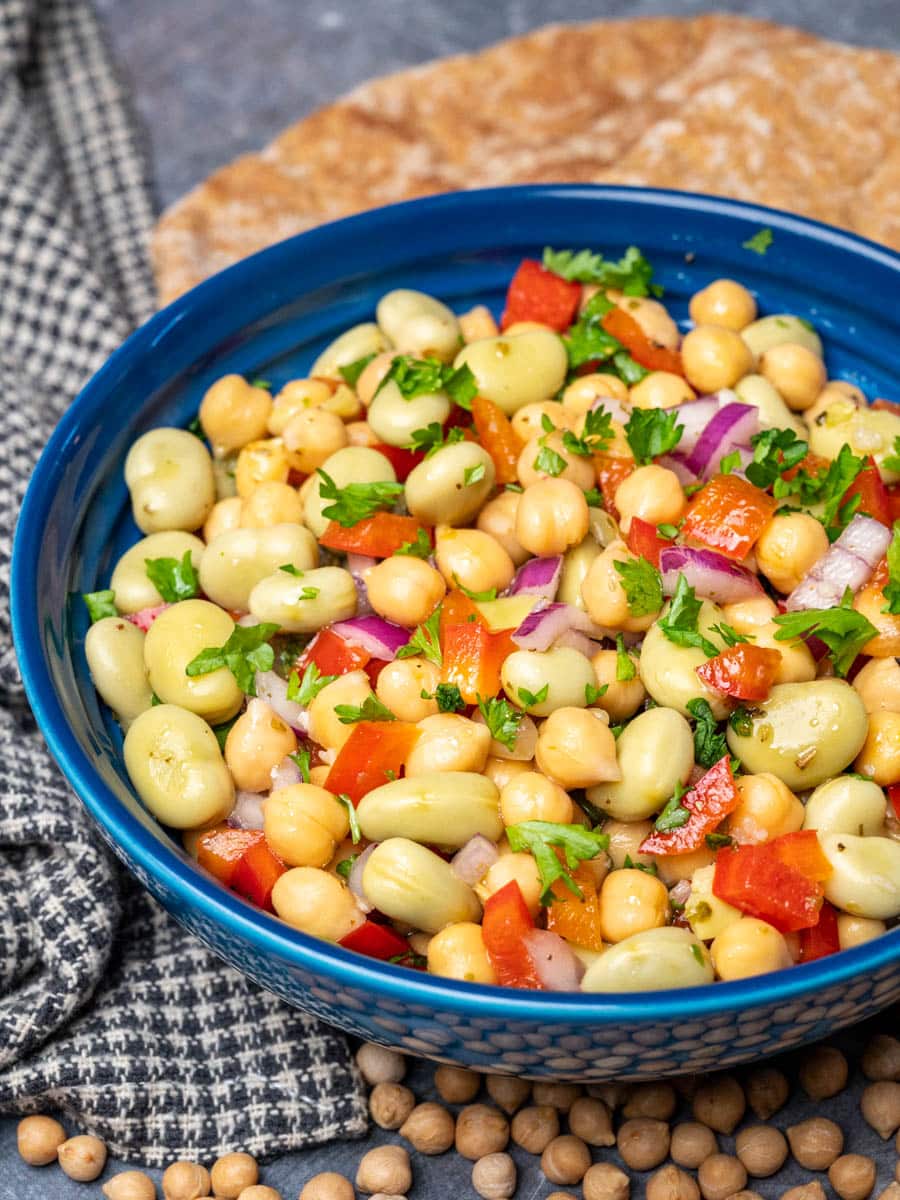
{"left": 83, "top": 244, "right": 900, "bottom": 992}
{"left": 15, "top": 1032, "right": 900, "bottom": 1197}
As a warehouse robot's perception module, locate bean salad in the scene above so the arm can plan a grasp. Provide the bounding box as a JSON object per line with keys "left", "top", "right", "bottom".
{"left": 83, "top": 240, "right": 900, "bottom": 992}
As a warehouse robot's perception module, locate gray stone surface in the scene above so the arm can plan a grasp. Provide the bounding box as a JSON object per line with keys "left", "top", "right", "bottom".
{"left": 4, "top": 2, "right": 900, "bottom": 1194}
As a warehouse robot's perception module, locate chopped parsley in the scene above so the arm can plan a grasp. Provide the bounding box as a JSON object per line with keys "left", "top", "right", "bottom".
{"left": 773, "top": 591, "right": 877, "bottom": 677}
{"left": 775, "top": 443, "right": 865, "bottom": 539}
{"left": 884, "top": 522, "right": 900, "bottom": 615}
{"left": 317, "top": 469, "right": 404, "bottom": 528}
{"left": 742, "top": 227, "right": 774, "bottom": 255}
{"left": 186, "top": 414, "right": 204, "bottom": 438}
{"left": 286, "top": 661, "right": 337, "bottom": 706}
{"left": 657, "top": 523, "right": 680, "bottom": 539}
{"left": 585, "top": 682, "right": 609, "bottom": 705}
{"left": 583, "top": 488, "right": 604, "bottom": 508}
{"left": 185, "top": 622, "right": 280, "bottom": 695}
{"left": 624, "top": 406, "right": 684, "bottom": 465}
{"left": 612, "top": 351, "right": 650, "bottom": 386}
{"left": 335, "top": 793, "right": 361, "bottom": 843}
{"left": 561, "top": 406, "right": 615, "bottom": 457}
{"left": 396, "top": 608, "right": 442, "bottom": 667}
{"left": 719, "top": 450, "right": 742, "bottom": 476}
{"left": 623, "top": 855, "right": 658, "bottom": 875}
{"left": 463, "top": 463, "right": 486, "bottom": 487}
{"left": 453, "top": 576, "right": 497, "bottom": 602}
{"left": 279, "top": 564, "right": 303, "bottom": 576}
{"left": 145, "top": 551, "right": 199, "bottom": 602}
{"left": 542, "top": 245, "right": 661, "bottom": 297}
{"left": 423, "top": 682, "right": 465, "bottom": 713}
{"left": 746, "top": 427, "right": 808, "bottom": 491}
{"left": 686, "top": 698, "right": 730, "bottom": 770}
{"left": 277, "top": 572, "right": 319, "bottom": 599}
{"left": 395, "top": 528, "right": 433, "bottom": 559}
{"left": 533, "top": 445, "right": 567, "bottom": 477}
{"left": 477, "top": 695, "right": 523, "bottom": 751}
{"left": 659, "top": 575, "right": 719, "bottom": 657}
{"left": 883, "top": 436, "right": 900, "bottom": 475}
{"left": 251, "top": 378, "right": 272, "bottom": 390}
{"left": 615, "top": 633, "right": 636, "bottom": 681}
{"left": 690, "top": 944, "right": 706, "bottom": 966}
{"left": 82, "top": 589, "right": 117, "bottom": 622}
{"left": 654, "top": 784, "right": 690, "bottom": 832}
{"left": 409, "top": 423, "right": 465, "bottom": 457}
{"left": 729, "top": 706, "right": 757, "bottom": 737}
{"left": 375, "top": 355, "right": 477, "bottom": 410}
{"left": 613, "top": 556, "right": 663, "bottom": 617}
{"left": 517, "top": 683, "right": 549, "bottom": 708}
{"left": 289, "top": 747, "right": 311, "bottom": 783}
{"left": 505, "top": 820, "right": 610, "bottom": 902}
{"left": 563, "top": 313, "right": 621, "bottom": 371}
{"left": 336, "top": 854, "right": 358, "bottom": 879}
{"left": 334, "top": 693, "right": 397, "bottom": 724}
{"left": 338, "top": 354, "right": 376, "bottom": 387}
{"left": 709, "top": 622, "right": 752, "bottom": 647}
{"left": 705, "top": 832, "right": 735, "bottom": 850}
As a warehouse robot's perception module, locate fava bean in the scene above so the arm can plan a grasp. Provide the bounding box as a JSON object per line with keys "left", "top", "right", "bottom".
{"left": 143, "top": 599, "right": 242, "bottom": 723}
{"left": 376, "top": 288, "right": 461, "bottom": 362}
{"left": 587, "top": 706, "right": 694, "bottom": 821}
{"left": 803, "top": 776, "right": 886, "bottom": 838}
{"left": 367, "top": 382, "right": 451, "bottom": 446}
{"left": 808, "top": 401, "right": 900, "bottom": 484}
{"left": 362, "top": 838, "right": 481, "bottom": 932}
{"left": 199, "top": 524, "right": 318, "bottom": 612}
{"left": 110, "top": 531, "right": 205, "bottom": 613}
{"left": 357, "top": 772, "right": 502, "bottom": 847}
{"left": 819, "top": 834, "right": 900, "bottom": 920}
{"left": 310, "top": 322, "right": 392, "bottom": 380}
{"left": 501, "top": 647, "right": 597, "bottom": 717}
{"left": 639, "top": 602, "right": 729, "bottom": 718}
{"left": 405, "top": 442, "right": 495, "bottom": 527}
{"left": 581, "top": 927, "right": 713, "bottom": 992}
{"left": 733, "top": 374, "right": 806, "bottom": 437}
{"left": 303, "top": 445, "right": 397, "bottom": 536}
{"left": 124, "top": 428, "right": 216, "bottom": 534}
{"left": 248, "top": 565, "right": 357, "bottom": 632}
{"left": 85, "top": 618, "right": 153, "bottom": 725}
{"left": 454, "top": 330, "right": 568, "bottom": 415}
{"left": 741, "top": 314, "right": 823, "bottom": 358}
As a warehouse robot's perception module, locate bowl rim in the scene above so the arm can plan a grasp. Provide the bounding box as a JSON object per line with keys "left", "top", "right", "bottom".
{"left": 12, "top": 182, "right": 900, "bottom": 1022}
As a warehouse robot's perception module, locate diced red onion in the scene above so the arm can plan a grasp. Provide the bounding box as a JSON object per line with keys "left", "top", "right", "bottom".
{"left": 657, "top": 452, "right": 697, "bottom": 485}
{"left": 785, "top": 514, "right": 891, "bottom": 612}
{"left": 669, "top": 878, "right": 693, "bottom": 909}
{"left": 512, "top": 602, "right": 610, "bottom": 651}
{"left": 125, "top": 603, "right": 169, "bottom": 631}
{"left": 591, "top": 395, "right": 630, "bottom": 426}
{"left": 507, "top": 556, "right": 563, "bottom": 600}
{"left": 349, "top": 843, "right": 377, "bottom": 913}
{"left": 523, "top": 929, "right": 584, "bottom": 991}
{"left": 254, "top": 670, "right": 309, "bottom": 733}
{"left": 331, "top": 615, "right": 411, "bottom": 657}
{"left": 347, "top": 553, "right": 375, "bottom": 616}
{"left": 552, "top": 629, "right": 598, "bottom": 658}
{"left": 227, "top": 790, "right": 266, "bottom": 830}
{"left": 669, "top": 397, "right": 721, "bottom": 454}
{"left": 660, "top": 546, "right": 764, "bottom": 604}
{"left": 270, "top": 753, "right": 303, "bottom": 790}
{"left": 685, "top": 403, "right": 759, "bottom": 479}
{"left": 450, "top": 834, "right": 499, "bottom": 885}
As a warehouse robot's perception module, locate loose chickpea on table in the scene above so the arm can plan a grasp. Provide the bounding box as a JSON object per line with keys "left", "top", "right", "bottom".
{"left": 79, "top": 242, "right": 900, "bottom": 993}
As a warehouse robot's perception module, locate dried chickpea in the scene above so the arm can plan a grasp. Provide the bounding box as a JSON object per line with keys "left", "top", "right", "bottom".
{"left": 477, "top": 491, "right": 529, "bottom": 565}
{"left": 434, "top": 1064, "right": 481, "bottom": 1103}
{"left": 760, "top": 342, "right": 826, "bottom": 411}
{"left": 828, "top": 1155, "right": 877, "bottom": 1200}
{"left": 535, "top": 707, "right": 620, "bottom": 790}
{"left": 541, "top": 1135, "right": 591, "bottom": 1185}
{"left": 355, "top": 1146, "right": 412, "bottom": 1196}
{"left": 472, "top": 1152, "right": 517, "bottom": 1199}
{"left": 617, "top": 1118, "right": 671, "bottom": 1170}
{"left": 456, "top": 1104, "right": 510, "bottom": 1160}
{"left": 568, "top": 1096, "right": 615, "bottom": 1146}
{"left": 199, "top": 374, "right": 272, "bottom": 455}
{"left": 786, "top": 1117, "right": 844, "bottom": 1169}
{"left": 531, "top": 1082, "right": 581, "bottom": 1111}
{"left": 798, "top": 1045, "right": 848, "bottom": 1100}
{"left": 590, "top": 647, "right": 646, "bottom": 720}
{"left": 735, "top": 1125, "right": 788, "bottom": 1177}
{"left": 780, "top": 1185, "right": 826, "bottom": 1200}
{"left": 755, "top": 513, "right": 828, "bottom": 594}
{"left": 375, "top": 656, "right": 440, "bottom": 722}
{"left": 162, "top": 1160, "right": 211, "bottom": 1199}
{"left": 623, "top": 1083, "right": 677, "bottom": 1121}
{"left": 511, "top": 1105, "right": 559, "bottom": 1154}
{"left": 584, "top": 1162, "right": 630, "bottom": 1200}
{"left": 516, "top": 478, "right": 589, "bottom": 557}
{"left": 853, "top": 658, "right": 900, "bottom": 714}
{"left": 369, "top": 1082, "right": 416, "bottom": 1130}
{"left": 693, "top": 1075, "right": 746, "bottom": 1134}
{"left": 299, "top": 1173, "right": 354, "bottom": 1200}
{"left": 485, "top": 1075, "right": 532, "bottom": 1115}
{"left": 356, "top": 1042, "right": 406, "bottom": 1085}
{"left": 860, "top": 1081, "right": 900, "bottom": 1138}
{"left": 16, "top": 1114, "right": 66, "bottom": 1165}
{"left": 102, "top": 1171, "right": 157, "bottom": 1200}
{"left": 862, "top": 1034, "right": 900, "bottom": 1081}
{"left": 366, "top": 555, "right": 446, "bottom": 627}
{"left": 854, "top": 711, "right": 900, "bottom": 785}
{"left": 598, "top": 867, "right": 669, "bottom": 943}
{"left": 690, "top": 279, "right": 757, "bottom": 330}
{"left": 58, "top": 1135, "right": 108, "bottom": 1182}
{"left": 613, "top": 464, "right": 685, "bottom": 534}
{"left": 671, "top": 1122, "right": 718, "bottom": 1169}
{"left": 728, "top": 773, "right": 804, "bottom": 844}
{"left": 211, "top": 1152, "right": 258, "bottom": 1198}
{"left": 630, "top": 370, "right": 696, "bottom": 409}
{"left": 400, "top": 1101, "right": 456, "bottom": 1154}
{"left": 646, "top": 1165, "right": 701, "bottom": 1200}
{"left": 204, "top": 495, "right": 243, "bottom": 541}
{"left": 238, "top": 1189, "right": 282, "bottom": 1200}
{"left": 698, "top": 1154, "right": 747, "bottom": 1200}
{"left": 744, "top": 1066, "right": 789, "bottom": 1119}
{"left": 681, "top": 325, "right": 754, "bottom": 392}
{"left": 235, "top": 437, "right": 290, "bottom": 497}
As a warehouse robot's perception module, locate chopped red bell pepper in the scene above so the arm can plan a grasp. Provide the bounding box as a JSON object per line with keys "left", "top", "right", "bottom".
{"left": 695, "top": 643, "right": 783, "bottom": 702}
{"left": 682, "top": 474, "right": 777, "bottom": 561}
{"left": 887, "top": 485, "right": 900, "bottom": 523}
{"left": 442, "top": 621, "right": 515, "bottom": 704}
{"left": 232, "top": 838, "right": 286, "bottom": 911}
{"left": 482, "top": 880, "right": 544, "bottom": 989}
{"left": 125, "top": 604, "right": 169, "bottom": 631}
{"left": 888, "top": 784, "right": 900, "bottom": 821}
{"left": 363, "top": 658, "right": 390, "bottom": 689}
{"left": 774, "top": 829, "right": 833, "bottom": 883}
{"left": 545, "top": 866, "right": 604, "bottom": 951}
{"left": 593, "top": 453, "right": 635, "bottom": 517}
{"left": 712, "top": 837, "right": 825, "bottom": 933}
{"left": 782, "top": 451, "right": 830, "bottom": 483}
{"left": 798, "top": 901, "right": 840, "bottom": 963}
{"left": 472, "top": 394, "right": 523, "bottom": 485}
{"left": 501, "top": 259, "right": 581, "bottom": 332}
{"left": 626, "top": 517, "right": 670, "bottom": 569}
{"left": 872, "top": 398, "right": 900, "bottom": 415}
{"left": 639, "top": 756, "right": 741, "bottom": 857}
{"left": 197, "top": 827, "right": 286, "bottom": 911}
{"left": 298, "top": 627, "right": 370, "bottom": 677}
{"left": 601, "top": 305, "right": 685, "bottom": 376}
{"left": 319, "top": 512, "right": 432, "bottom": 558}
{"left": 340, "top": 919, "right": 411, "bottom": 961}
{"left": 325, "top": 720, "right": 420, "bottom": 804}
{"left": 843, "top": 457, "right": 892, "bottom": 528}
{"left": 369, "top": 442, "right": 424, "bottom": 482}
{"left": 439, "top": 588, "right": 486, "bottom": 641}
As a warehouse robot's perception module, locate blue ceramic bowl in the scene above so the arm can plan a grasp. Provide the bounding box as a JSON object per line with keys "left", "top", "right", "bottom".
{"left": 12, "top": 186, "right": 900, "bottom": 1079}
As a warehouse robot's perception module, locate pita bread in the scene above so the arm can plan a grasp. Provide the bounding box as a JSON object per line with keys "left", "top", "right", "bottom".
{"left": 152, "top": 14, "right": 900, "bottom": 305}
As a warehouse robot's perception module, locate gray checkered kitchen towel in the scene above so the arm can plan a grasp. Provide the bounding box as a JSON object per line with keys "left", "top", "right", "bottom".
{"left": 0, "top": 0, "right": 366, "bottom": 1167}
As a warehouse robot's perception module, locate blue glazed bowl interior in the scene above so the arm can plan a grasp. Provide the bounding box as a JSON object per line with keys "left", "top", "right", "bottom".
{"left": 11, "top": 186, "right": 900, "bottom": 1073}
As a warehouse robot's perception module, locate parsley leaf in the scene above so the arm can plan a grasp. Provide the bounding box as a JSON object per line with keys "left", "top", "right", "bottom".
{"left": 657, "top": 523, "right": 680, "bottom": 539}
{"left": 542, "top": 245, "right": 661, "bottom": 297}
{"left": 289, "top": 747, "right": 311, "bottom": 783}
{"left": 396, "top": 608, "right": 442, "bottom": 666}
{"left": 776, "top": 443, "right": 865, "bottom": 539}
{"left": 533, "top": 445, "right": 567, "bottom": 477}
{"left": 185, "top": 622, "right": 280, "bottom": 695}
{"left": 409, "top": 423, "right": 465, "bottom": 457}
{"left": 251, "top": 378, "right": 272, "bottom": 390}
{"left": 339, "top": 354, "right": 376, "bottom": 387}
{"left": 83, "top": 589, "right": 117, "bottom": 622}
{"left": 773, "top": 591, "right": 878, "bottom": 676}
{"left": 279, "top": 564, "right": 303, "bottom": 576}
{"left": 336, "top": 854, "right": 358, "bottom": 879}
{"left": 659, "top": 575, "right": 719, "bottom": 657}
{"left": 286, "top": 661, "right": 337, "bottom": 706}
{"left": 144, "top": 551, "right": 199, "bottom": 602}
{"left": 376, "top": 355, "right": 477, "bottom": 410}
{"left": 743, "top": 228, "right": 774, "bottom": 255}
{"left": 477, "top": 695, "right": 523, "bottom": 750}
{"left": 623, "top": 854, "right": 658, "bottom": 875}
{"left": 563, "top": 318, "right": 621, "bottom": 371}
{"left": 615, "top": 633, "right": 636, "bottom": 681}
{"left": 654, "top": 784, "right": 690, "bottom": 832}
{"left": 453, "top": 576, "right": 497, "bottom": 602}
{"left": 720, "top": 450, "right": 741, "bottom": 476}
{"left": 686, "top": 697, "right": 730, "bottom": 770}
{"left": 705, "top": 832, "right": 735, "bottom": 850}
{"left": 583, "top": 488, "right": 604, "bottom": 508}
{"left": 561, "top": 406, "right": 615, "bottom": 457}
{"left": 317, "top": 469, "right": 404, "bottom": 528}
{"left": 505, "top": 820, "right": 610, "bottom": 902}
{"left": 709, "top": 622, "right": 752, "bottom": 647}
{"left": 335, "top": 793, "right": 361, "bottom": 843}
{"left": 395, "top": 528, "right": 433, "bottom": 559}
{"left": 746, "top": 427, "right": 808, "bottom": 490}
{"left": 464, "top": 463, "right": 486, "bottom": 487}
{"left": 624, "top": 407, "right": 684, "bottom": 465}
{"left": 613, "top": 351, "right": 651, "bottom": 386}
{"left": 585, "top": 682, "right": 609, "bottom": 704}
{"left": 334, "top": 693, "right": 397, "bottom": 724}
{"left": 428, "top": 683, "right": 465, "bottom": 713}
{"left": 883, "top": 522, "right": 900, "bottom": 615}
{"left": 518, "top": 683, "right": 549, "bottom": 708}
{"left": 613, "top": 556, "right": 663, "bottom": 617}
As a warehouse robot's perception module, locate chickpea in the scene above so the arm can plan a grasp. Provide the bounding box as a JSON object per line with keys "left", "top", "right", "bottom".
{"left": 535, "top": 707, "right": 619, "bottom": 789}
{"left": 472, "top": 1152, "right": 516, "bottom": 1200}
{"left": 617, "top": 295, "right": 680, "bottom": 348}
{"left": 798, "top": 1045, "right": 848, "bottom": 1100}
{"left": 786, "top": 1117, "right": 844, "bottom": 1169}
{"left": 237, "top": 480, "right": 302, "bottom": 528}
{"left": 862, "top": 1034, "right": 900, "bottom": 1081}
{"left": 562, "top": 371, "right": 629, "bottom": 411}
{"left": 483, "top": 756, "right": 533, "bottom": 790}
{"left": 760, "top": 342, "right": 826, "bottom": 411}
{"left": 744, "top": 1066, "right": 789, "bottom": 1120}
{"left": 500, "top": 771, "right": 573, "bottom": 825}
{"left": 530, "top": 1082, "right": 581, "bottom": 1110}
{"left": 459, "top": 304, "right": 499, "bottom": 342}
{"left": 853, "top": 657, "right": 900, "bottom": 714}
{"left": 517, "top": 431, "right": 596, "bottom": 491}
{"left": 855, "top": 711, "right": 900, "bottom": 785}
{"left": 614, "top": 464, "right": 685, "bottom": 534}
{"left": 366, "top": 556, "right": 446, "bottom": 627}
{"left": 238, "top": 1189, "right": 282, "bottom": 1200}
{"left": 269, "top": 379, "right": 339, "bottom": 432}
{"left": 211, "top": 1153, "right": 258, "bottom": 1198}
{"left": 780, "top": 1186, "right": 826, "bottom": 1200}
{"left": 281, "top": 408, "right": 348, "bottom": 474}
{"left": 728, "top": 773, "right": 804, "bottom": 844}
{"left": 598, "top": 867, "right": 668, "bottom": 943}
{"left": 646, "top": 1167, "right": 700, "bottom": 1200}
{"left": 861, "top": 1080, "right": 900, "bottom": 1138}
{"left": 473, "top": 709, "right": 538, "bottom": 761}
{"left": 478, "top": 851, "right": 543, "bottom": 916}
{"left": 541, "top": 1135, "right": 591, "bottom": 1185}
{"left": 590, "top": 648, "right": 646, "bottom": 720}
{"left": 376, "top": 656, "right": 440, "bottom": 722}
{"left": 102, "top": 1171, "right": 157, "bottom": 1200}
{"left": 854, "top": 581, "right": 900, "bottom": 658}
{"left": 568, "top": 1097, "right": 615, "bottom": 1146}
{"left": 735, "top": 1125, "right": 788, "bottom": 1177}
{"left": 690, "top": 279, "right": 757, "bottom": 331}
{"left": 711, "top": 917, "right": 792, "bottom": 981}
{"left": 828, "top": 1155, "right": 877, "bottom": 1200}
{"left": 630, "top": 370, "right": 696, "bottom": 410}
{"left": 477, "top": 491, "right": 529, "bottom": 565}
{"left": 355, "top": 1146, "right": 412, "bottom": 1196}
{"left": 681, "top": 325, "right": 754, "bottom": 393}
{"left": 755, "top": 513, "right": 828, "bottom": 593}
{"left": 512, "top": 401, "right": 575, "bottom": 442}
{"left": 511, "top": 1105, "right": 559, "bottom": 1154}
{"left": 264, "top": 783, "right": 349, "bottom": 867}
{"left": 345, "top": 419, "right": 378, "bottom": 446}
{"left": 581, "top": 540, "right": 659, "bottom": 631}
{"left": 617, "top": 1118, "right": 670, "bottom": 1171}
{"left": 435, "top": 526, "right": 515, "bottom": 594}
{"left": 654, "top": 842, "right": 715, "bottom": 886}
{"left": 435, "top": 1065, "right": 481, "bottom": 1104}
{"left": 309, "top": 670, "right": 376, "bottom": 751}
{"left": 698, "top": 1154, "right": 747, "bottom": 1200}
{"left": 405, "top": 713, "right": 491, "bottom": 775}
{"left": 456, "top": 1104, "right": 510, "bottom": 1160}
{"left": 515, "top": 478, "right": 589, "bottom": 557}
{"left": 486, "top": 1075, "right": 532, "bottom": 1115}
{"left": 204, "top": 495, "right": 243, "bottom": 541}
{"left": 369, "top": 1081, "right": 416, "bottom": 1130}
{"left": 356, "top": 1042, "right": 406, "bottom": 1085}
{"left": 271, "top": 867, "right": 363, "bottom": 941}
{"left": 693, "top": 1074, "right": 745, "bottom": 1134}
{"left": 583, "top": 1162, "right": 630, "bottom": 1200}
{"left": 400, "top": 1101, "right": 456, "bottom": 1154}
{"left": 58, "top": 1135, "right": 108, "bottom": 1182}
{"left": 356, "top": 352, "right": 396, "bottom": 406}
{"left": 235, "top": 437, "right": 290, "bottom": 497}
{"left": 200, "top": 374, "right": 272, "bottom": 455}
{"left": 16, "top": 1114, "right": 66, "bottom": 1165}
{"left": 427, "top": 921, "right": 497, "bottom": 984}
{"left": 161, "top": 1161, "right": 212, "bottom": 1199}
{"left": 299, "top": 1174, "right": 354, "bottom": 1200}
{"left": 224, "top": 699, "right": 297, "bottom": 792}
{"left": 671, "top": 1122, "right": 718, "bottom": 1168}
{"left": 603, "top": 818, "right": 655, "bottom": 869}
{"left": 804, "top": 379, "right": 866, "bottom": 427}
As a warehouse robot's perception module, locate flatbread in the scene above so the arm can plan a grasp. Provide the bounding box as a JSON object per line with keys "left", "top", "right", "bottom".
{"left": 151, "top": 14, "right": 900, "bottom": 305}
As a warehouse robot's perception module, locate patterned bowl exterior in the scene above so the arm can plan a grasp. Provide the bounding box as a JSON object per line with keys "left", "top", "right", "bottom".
{"left": 12, "top": 186, "right": 900, "bottom": 1078}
